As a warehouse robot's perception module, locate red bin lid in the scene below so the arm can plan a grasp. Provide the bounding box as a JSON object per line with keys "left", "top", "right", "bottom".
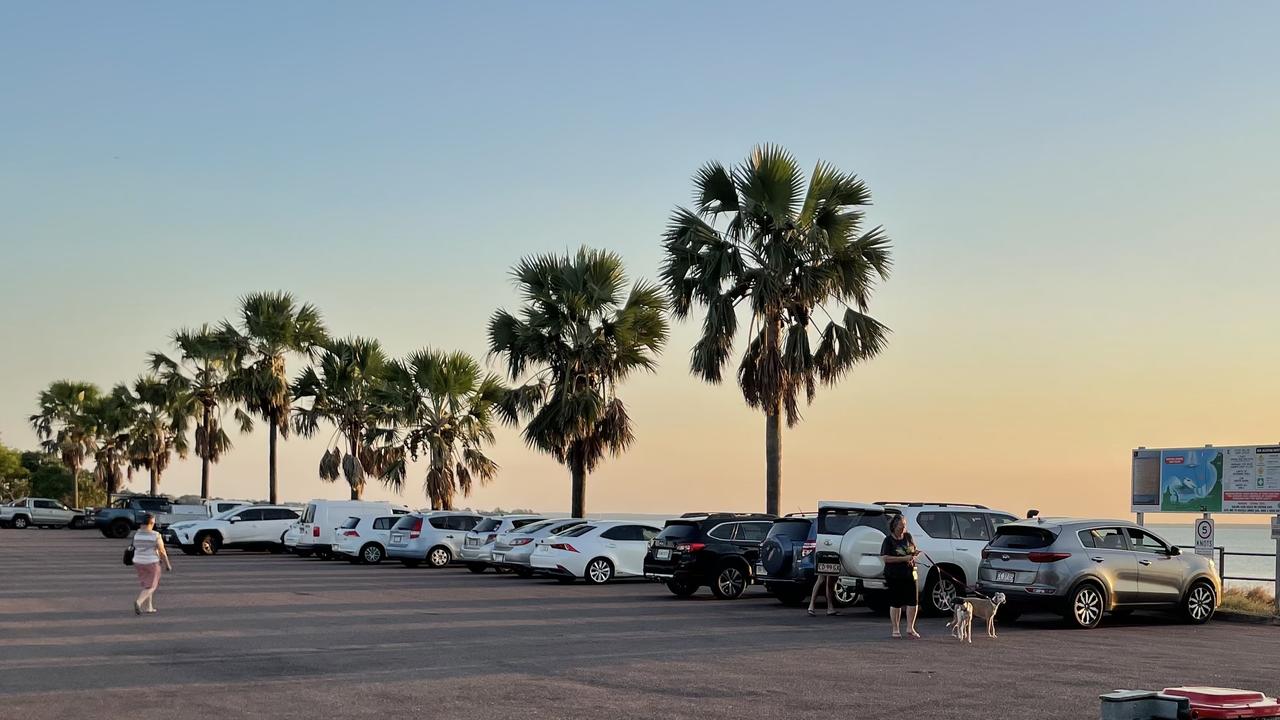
{"left": 1163, "top": 687, "right": 1280, "bottom": 719}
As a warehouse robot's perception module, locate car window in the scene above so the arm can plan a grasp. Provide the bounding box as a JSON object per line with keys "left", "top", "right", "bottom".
{"left": 990, "top": 514, "right": 1018, "bottom": 533}
{"left": 339, "top": 517, "right": 361, "bottom": 530}
{"left": 139, "top": 499, "right": 169, "bottom": 511}
{"left": 34, "top": 500, "right": 58, "bottom": 509}
{"left": 707, "top": 523, "right": 737, "bottom": 541}
{"left": 517, "top": 520, "right": 555, "bottom": 534}
{"left": 373, "top": 517, "right": 396, "bottom": 530}
{"left": 511, "top": 518, "right": 542, "bottom": 529}
{"left": 236, "top": 508, "right": 265, "bottom": 522}
{"left": 1079, "top": 527, "right": 1128, "bottom": 550}
{"left": 990, "top": 526, "right": 1057, "bottom": 549}
{"left": 641, "top": 526, "right": 659, "bottom": 541}
{"left": 473, "top": 518, "right": 501, "bottom": 533}
{"left": 601, "top": 525, "right": 634, "bottom": 541}
{"left": 215, "top": 503, "right": 241, "bottom": 514}
{"left": 302, "top": 505, "right": 316, "bottom": 523}
{"left": 955, "top": 512, "right": 991, "bottom": 541}
{"left": 736, "top": 522, "right": 770, "bottom": 543}
{"left": 551, "top": 520, "right": 587, "bottom": 535}
{"left": 657, "top": 522, "right": 700, "bottom": 541}
{"left": 1125, "top": 528, "right": 1169, "bottom": 554}
{"left": 561, "top": 524, "right": 596, "bottom": 538}
{"left": 766, "top": 519, "right": 813, "bottom": 542}
{"left": 818, "top": 509, "right": 893, "bottom": 536}
{"left": 457, "top": 516, "right": 482, "bottom": 531}
{"left": 398, "top": 515, "right": 424, "bottom": 530}
{"left": 916, "top": 512, "right": 955, "bottom": 539}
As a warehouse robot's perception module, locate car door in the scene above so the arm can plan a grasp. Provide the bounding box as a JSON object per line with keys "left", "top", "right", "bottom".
{"left": 733, "top": 521, "right": 772, "bottom": 564}
{"left": 267, "top": 509, "right": 300, "bottom": 540}
{"left": 228, "top": 508, "right": 266, "bottom": 543}
{"left": 952, "top": 512, "right": 994, "bottom": 581}
{"left": 1125, "top": 527, "right": 1184, "bottom": 603}
{"left": 32, "top": 500, "right": 57, "bottom": 524}
{"left": 1078, "top": 526, "right": 1140, "bottom": 604}
{"left": 599, "top": 525, "right": 647, "bottom": 576}
{"left": 914, "top": 511, "right": 959, "bottom": 569}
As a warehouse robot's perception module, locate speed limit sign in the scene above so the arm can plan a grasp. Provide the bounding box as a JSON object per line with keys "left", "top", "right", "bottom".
{"left": 1194, "top": 518, "right": 1215, "bottom": 557}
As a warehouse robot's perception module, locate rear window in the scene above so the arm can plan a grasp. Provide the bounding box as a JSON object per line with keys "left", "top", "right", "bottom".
{"left": 990, "top": 526, "right": 1056, "bottom": 549}
{"left": 766, "top": 519, "right": 812, "bottom": 542}
{"left": 511, "top": 518, "right": 542, "bottom": 529}
{"left": 393, "top": 515, "right": 420, "bottom": 530}
{"left": 657, "top": 522, "right": 700, "bottom": 541}
{"left": 339, "top": 517, "right": 360, "bottom": 530}
{"left": 302, "top": 505, "right": 316, "bottom": 524}
{"left": 517, "top": 520, "right": 555, "bottom": 534}
{"left": 818, "top": 509, "right": 892, "bottom": 536}
{"left": 473, "top": 518, "right": 501, "bottom": 533}
{"left": 561, "top": 525, "right": 596, "bottom": 538}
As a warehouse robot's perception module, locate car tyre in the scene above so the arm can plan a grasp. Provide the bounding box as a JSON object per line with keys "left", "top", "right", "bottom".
{"left": 12, "top": 516, "right": 30, "bottom": 530}
{"left": 466, "top": 563, "right": 487, "bottom": 574}
{"left": 833, "top": 580, "right": 859, "bottom": 608}
{"left": 711, "top": 564, "right": 749, "bottom": 600}
{"left": 196, "top": 532, "right": 221, "bottom": 556}
{"left": 108, "top": 520, "right": 132, "bottom": 539}
{"left": 1067, "top": 582, "right": 1105, "bottom": 629}
{"left": 924, "top": 570, "right": 962, "bottom": 616}
{"left": 427, "top": 546, "right": 452, "bottom": 568}
{"left": 360, "top": 543, "right": 384, "bottom": 565}
{"left": 1182, "top": 581, "right": 1215, "bottom": 624}
{"left": 584, "top": 557, "right": 614, "bottom": 585}
{"left": 666, "top": 579, "right": 699, "bottom": 597}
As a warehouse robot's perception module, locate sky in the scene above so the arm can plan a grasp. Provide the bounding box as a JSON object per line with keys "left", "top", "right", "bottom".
{"left": 3, "top": 2, "right": 1279, "bottom": 522}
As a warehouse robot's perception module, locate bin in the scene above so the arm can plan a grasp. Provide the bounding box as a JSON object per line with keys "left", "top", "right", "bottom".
{"left": 1162, "top": 688, "right": 1280, "bottom": 719}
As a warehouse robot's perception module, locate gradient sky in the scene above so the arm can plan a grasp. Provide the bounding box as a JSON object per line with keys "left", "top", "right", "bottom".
{"left": 3, "top": 2, "right": 1279, "bottom": 520}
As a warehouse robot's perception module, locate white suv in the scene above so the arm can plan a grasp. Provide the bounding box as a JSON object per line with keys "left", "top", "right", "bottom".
{"left": 386, "top": 511, "right": 483, "bottom": 568}
{"left": 165, "top": 506, "right": 302, "bottom": 556}
{"left": 817, "top": 501, "right": 1018, "bottom": 615}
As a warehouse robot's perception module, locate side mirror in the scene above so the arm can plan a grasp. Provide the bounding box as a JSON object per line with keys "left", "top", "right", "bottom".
{"left": 1168, "top": 546, "right": 1181, "bottom": 556}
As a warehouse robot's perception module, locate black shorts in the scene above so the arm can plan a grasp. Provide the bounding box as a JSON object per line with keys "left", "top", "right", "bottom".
{"left": 886, "top": 575, "right": 918, "bottom": 608}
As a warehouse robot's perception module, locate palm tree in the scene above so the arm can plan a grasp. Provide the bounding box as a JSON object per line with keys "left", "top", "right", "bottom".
{"left": 149, "top": 325, "right": 251, "bottom": 499}
{"left": 30, "top": 381, "right": 101, "bottom": 507}
{"left": 659, "top": 145, "right": 893, "bottom": 515}
{"left": 292, "top": 337, "right": 397, "bottom": 500}
{"left": 488, "top": 248, "right": 668, "bottom": 518}
{"left": 379, "top": 348, "right": 509, "bottom": 510}
{"left": 221, "top": 292, "right": 328, "bottom": 504}
{"left": 88, "top": 387, "right": 136, "bottom": 496}
{"left": 123, "top": 375, "right": 192, "bottom": 495}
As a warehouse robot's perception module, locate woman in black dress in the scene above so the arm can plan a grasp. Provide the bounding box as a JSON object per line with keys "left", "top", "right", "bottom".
{"left": 880, "top": 514, "right": 921, "bottom": 638}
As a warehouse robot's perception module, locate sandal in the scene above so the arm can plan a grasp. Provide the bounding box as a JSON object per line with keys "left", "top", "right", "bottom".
{"left": 807, "top": 609, "right": 816, "bottom": 617}
{"left": 908, "top": 629, "right": 921, "bottom": 638}
{"left": 891, "top": 631, "right": 901, "bottom": 638}
{"left": 133, "top": 601, "right": 141, "bottom": 616}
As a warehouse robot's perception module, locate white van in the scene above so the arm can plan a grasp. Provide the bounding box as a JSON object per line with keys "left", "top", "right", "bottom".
{"left": 296, "top": 500, "right": 410, "bottom": 558}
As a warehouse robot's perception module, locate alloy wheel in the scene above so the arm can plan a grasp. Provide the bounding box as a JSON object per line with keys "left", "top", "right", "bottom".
{"left": 362, "top": 545, "right": 383, "bottom": 564}
{"left": 1187, "top": 584, "right": 1214, "bottom": 622}
{"left": 1073, "top": 586, "right": 1103, "bottom": 628}
{"left": 429, "top": 548, "right": 451, "bottom": 568}
{"left": 931, "top": 577, "right": 958, "bottom": 613}
{"left": 716, "top": 567, "right": 746, "bottom": 599}
{"left": 834, "top": 581, "right": 858, "bottom": 607}
{"left": 587, "top": 559, "right": 612, "bottom": 584}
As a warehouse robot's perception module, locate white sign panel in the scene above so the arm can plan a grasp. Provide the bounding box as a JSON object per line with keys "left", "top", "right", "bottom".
{"left": 1132, "top": 444, "right": 1280, "bottom": 514}
{"left": 1272, "top": 515, "right": 1280, "bottom": 540}
{"left": 1195, "top": 518, "right": 1214, "bottom": 557}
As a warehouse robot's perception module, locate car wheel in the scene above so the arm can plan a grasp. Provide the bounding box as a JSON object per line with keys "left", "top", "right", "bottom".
{"left": 109, "top": 520, "right": 131, "bottom": 539}
{"left": 427, "top": 546, "right": 452, "bottom": 568}
{"left": 711, "top": 565, "right": 748, "bottom": 600}
{"left": 196, "top": 532, "right": 221, "bottom": 556}
{"left": 12, "top": 516, "right": 30, "bottom": 529}
{"left": 360, "top": 543, "right": 384, "bottom": 565}
{"left": 666, "top": 579, "right": 699, "bottom": 597}
{"left": 1067, "top": 582, "right": 1105, "bottom": 629}
{"left": 466, "top": 563, "right": 487, "bottom": 574}
{"left": 585, "top": 558, "right": 614, "bottom": 585}
{"left": 833, "top": 581, "right": 859, "bottom": 608}
{"left": 925, "top": 571, "right": 961, "bottom": 616}
{"left": 1182, "top": 581, "right": 1216, "bottom": 624}
{"left": 400, "top": 559, "right": 421, "bottom": 568}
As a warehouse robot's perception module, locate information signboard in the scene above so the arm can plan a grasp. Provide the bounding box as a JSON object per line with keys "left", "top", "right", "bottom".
{"left": 1132, "top": 445, "right": 1280, "bottom": 514}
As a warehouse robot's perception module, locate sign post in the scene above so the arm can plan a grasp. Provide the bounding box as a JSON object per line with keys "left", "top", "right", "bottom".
{"left": 1194, "top": 517, "right": 1215, "bottom": 558}
{"left": 1273, "top": 515, "right": 1280, "bottom": 615}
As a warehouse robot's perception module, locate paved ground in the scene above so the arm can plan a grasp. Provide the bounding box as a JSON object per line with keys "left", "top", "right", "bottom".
{"left": 1, "top": 530, "right": 1277, "bottom": 720}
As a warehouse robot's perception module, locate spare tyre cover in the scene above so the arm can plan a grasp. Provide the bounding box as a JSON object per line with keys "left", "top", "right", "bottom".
{"left": 839, "top": 526, "right": 887, "bottom": 578}
{"left": 760, "top": 539, "right": 791, "bottom": 577}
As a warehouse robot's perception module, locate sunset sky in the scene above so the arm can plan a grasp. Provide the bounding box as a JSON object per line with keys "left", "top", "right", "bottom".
{"left": 3, "top": 2, "right": 1278, "bottom": 521}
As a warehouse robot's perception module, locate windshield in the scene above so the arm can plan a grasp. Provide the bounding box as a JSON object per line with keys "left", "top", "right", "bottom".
{"left": 339, "top": 517, "right": 360, "bottom": 529}
{"left": 766, "top": 519, "right": 812, "bottom": 542}
{"left": 516, "top": 520, "right": 555, "bottom": 534}
{"left": 990, "top": 526, "right": 1057, "bottom": 549}
{"left": 560, "top": 525, "right": 595, "bottom": 538}
{"left": 657, "top": 522, "right": 699, "bottom": 540}
{"left": 392, "top": 515, "right": 419, "bottom": 530}
{"left": 473, "top": 518, "right": 501, "bottom": 533}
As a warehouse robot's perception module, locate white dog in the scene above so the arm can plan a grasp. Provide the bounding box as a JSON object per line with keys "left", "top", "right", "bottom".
{"left": 965, "top": 593, "right": 1007, "bottom": 638}
{"left": 946, "top": 599, "right": 974, "bottom": 643}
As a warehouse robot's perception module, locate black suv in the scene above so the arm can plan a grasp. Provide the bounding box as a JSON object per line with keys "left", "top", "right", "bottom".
{"left": 643, "top": 513, "right": 776, "bottom": 599}
{"left": 755, "top": 514, "right": 859, "bottom": 608}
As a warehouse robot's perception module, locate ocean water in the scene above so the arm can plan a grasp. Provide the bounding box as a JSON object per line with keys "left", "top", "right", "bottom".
{"left": 1149, "top": 523, "right": 1277, "bottom": 590}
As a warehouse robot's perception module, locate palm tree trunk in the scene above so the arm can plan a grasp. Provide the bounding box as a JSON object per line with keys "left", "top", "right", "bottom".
{"left": 149, "top": 467, "right": 158, "bottom": 496}
{"left": 200, "top": 405, "right": 212, "bottom": 499}
{"left": 765, "top": 404, "right": 781, "bottom": 516}
{"left": 70, "top": 461, "right": 80, "bottom": 508}
{"left": 268, "top": 416, "right": 279, "bottom": 505}
{"left": 349, "top": 437, "right": 361, "bottom": 500}
{"left": 571, "top": 458, "right": 587, "bottom": 519}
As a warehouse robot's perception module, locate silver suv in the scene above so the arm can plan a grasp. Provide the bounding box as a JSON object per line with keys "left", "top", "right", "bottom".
{"left": 975, "top": 518, "right": 1221, "bottom": 629}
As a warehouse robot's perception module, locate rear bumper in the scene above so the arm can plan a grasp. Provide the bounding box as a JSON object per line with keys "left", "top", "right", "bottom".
{"left": 386, "top": 545, "right": 426, "bottom": 560}
{"left": 295, "top": 542, "right": 333, "bottom": 553}
{"left": 974, "top": 581, "right": 1068, "bottom": 610}
{"left": 458, "top": 545, "right": 492, "bottom": 562}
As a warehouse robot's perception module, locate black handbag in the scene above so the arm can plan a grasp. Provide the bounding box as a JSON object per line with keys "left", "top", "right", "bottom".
{"left": 123, "top": 544, "right": 135, "bottom": 566}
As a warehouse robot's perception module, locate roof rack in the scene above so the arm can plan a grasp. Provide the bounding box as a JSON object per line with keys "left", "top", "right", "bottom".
{"left": 874, "top": 501, "right": 989, "bottom": 509}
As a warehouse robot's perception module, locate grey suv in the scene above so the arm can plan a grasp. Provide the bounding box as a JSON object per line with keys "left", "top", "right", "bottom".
{"left": 975, "top": 518, "right": 1220, "bottom": 629}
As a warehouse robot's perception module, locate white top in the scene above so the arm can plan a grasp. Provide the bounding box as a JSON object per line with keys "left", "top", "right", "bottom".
{"left": 133, "top": 530, "right": 163, "bottom": 565}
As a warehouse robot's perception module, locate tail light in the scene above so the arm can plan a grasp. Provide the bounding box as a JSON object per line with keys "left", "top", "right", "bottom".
{"left": 342, "top": 530, "right": 359, "bottom": 537}
{"left": 511, "top": 538, "right": 532, "bottom": 546}
{"left": 485, "top": 533, "right": 497, "bottom": 544}
{"left": 981, "top": 549, "right": 990, "bottom": 560}
{"left": 1028, "top": 551, "right": 1071, "bottom": 563}
{"left": 550, "top": 543, "right": 579, "bottom": 553}
{"left": 801, "top": 541, "right": 816, "bottom": 558}
{"left": 409, "top": 517, "right": 423, "bottom": 539}
{"left": 312, "top": 526, "right": 320, "bottom": 537}
{"left": 675, "top": 542, "right": 706, "bottom": 553}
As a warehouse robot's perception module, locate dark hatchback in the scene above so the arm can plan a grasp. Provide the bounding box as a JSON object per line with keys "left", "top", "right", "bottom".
{"left": 643, "top": 513, "right": 776, "bottom": 599}
{"left": 755, "top": 515, "right": 859, "bottom": 607}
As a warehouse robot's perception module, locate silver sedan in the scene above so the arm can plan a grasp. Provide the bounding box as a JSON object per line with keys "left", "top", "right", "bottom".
{"left": 491, "top": 518, "right": 587, "bottom": 576}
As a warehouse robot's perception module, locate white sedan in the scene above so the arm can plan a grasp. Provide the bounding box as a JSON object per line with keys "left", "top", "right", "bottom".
{"left": 530, "top": 520, "right": 662, "bottom": 584}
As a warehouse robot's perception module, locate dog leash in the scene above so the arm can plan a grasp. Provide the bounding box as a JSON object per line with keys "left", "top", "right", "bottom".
{"left": 917, "top": 550, "right": 991, "bottom": 600}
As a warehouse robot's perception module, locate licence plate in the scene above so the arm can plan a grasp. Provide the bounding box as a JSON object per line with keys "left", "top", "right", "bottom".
{"left": 465, "top": 538, "right": 479, "bottom": 547}
{"left": 817, "top": 562, "right": 841, "bottom": 575}
{"left": 390, "top": 533, "right": 404, "bottom": 543}
{"left": 755, "top": 563, "right": 766, "bottom": 577}
{"left": 655, "top": 549, "right": 671, "bottom": 561}
{"left": 493, "top": 553, "right": 504, "bottom": 562}
{"left": 996, "top": 571, "right": 1016, "bottom": 583}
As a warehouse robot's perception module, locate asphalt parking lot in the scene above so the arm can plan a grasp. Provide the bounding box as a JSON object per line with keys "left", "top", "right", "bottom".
{"left": 1, "top": 530, "right": 1277, "bottom": 720}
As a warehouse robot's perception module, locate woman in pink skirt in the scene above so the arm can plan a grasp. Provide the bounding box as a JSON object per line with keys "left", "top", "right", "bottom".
{"left": 131, "top": 514, "right": 172, "bottom": 614}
